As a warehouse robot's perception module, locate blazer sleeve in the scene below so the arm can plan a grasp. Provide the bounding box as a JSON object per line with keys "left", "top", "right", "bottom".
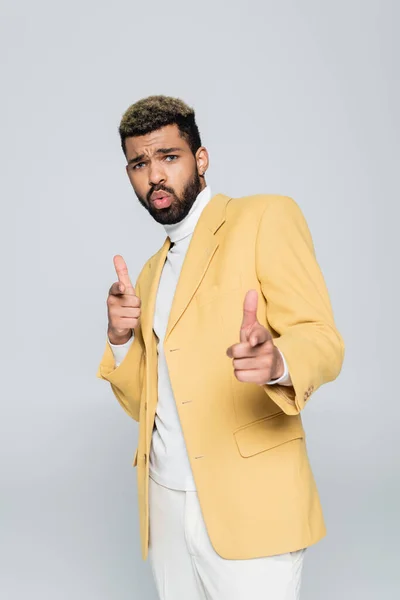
{"left": 256, "top": 196, "right": 345, "bottom": 415}
{"left": 96, "top": 277, "right": 146, "bottom": 422}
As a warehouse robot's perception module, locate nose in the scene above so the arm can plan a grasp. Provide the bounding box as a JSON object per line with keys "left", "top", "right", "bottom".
{"left": 148, "top": 161, "right": 166, "bottom": 187}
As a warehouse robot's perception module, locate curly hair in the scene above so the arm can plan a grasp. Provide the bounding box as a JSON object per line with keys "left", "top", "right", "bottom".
{"left": 119, "top": 95, "right": 202, "bottom": 156}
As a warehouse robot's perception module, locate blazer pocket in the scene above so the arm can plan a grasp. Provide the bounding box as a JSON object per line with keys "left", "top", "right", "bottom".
{"left": 195, "top": 274, "right": 242, "bottom": 307}
{"left": 233, "top": 412, "right": 304, "bottom": 458}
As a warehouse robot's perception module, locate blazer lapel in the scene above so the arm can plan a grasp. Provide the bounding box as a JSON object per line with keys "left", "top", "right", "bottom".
{"left": 165, "top": 193, "right": 231, "bottom": 341}
{"left": 139, "top": 193, "right": 232, "bottom": 347}
{"left": 140, "top": 236, "right": 171, "bottom": 347}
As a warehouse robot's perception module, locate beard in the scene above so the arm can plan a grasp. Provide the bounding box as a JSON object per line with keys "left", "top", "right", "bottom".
{"left": 136, "top": 170, "right": 203, "bottom": 225}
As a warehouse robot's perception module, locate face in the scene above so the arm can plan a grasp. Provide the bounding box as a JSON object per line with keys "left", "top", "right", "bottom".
{"left": 125, "top": 124, "right": 209, "bottom": 225}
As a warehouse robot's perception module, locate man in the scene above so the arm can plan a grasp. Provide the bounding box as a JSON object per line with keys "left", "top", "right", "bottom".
{"left": 96, "top": 95, "right": 344, "bottom": 600}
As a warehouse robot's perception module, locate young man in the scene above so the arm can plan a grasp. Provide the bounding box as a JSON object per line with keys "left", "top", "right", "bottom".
{"left": 96, "top": 95, "right": 344, "bottom": 600}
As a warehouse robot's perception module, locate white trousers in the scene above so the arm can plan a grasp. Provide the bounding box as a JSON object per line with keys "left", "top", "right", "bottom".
{"left": 148, "top": 476, "right": 306, "bottom": 600}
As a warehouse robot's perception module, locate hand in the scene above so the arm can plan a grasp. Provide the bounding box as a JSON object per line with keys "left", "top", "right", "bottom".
{"left": 226, "top": 290, "right": 284, "bottom": 385}
{"left": 107, "top": 255, "right": 141, "bottom": 344}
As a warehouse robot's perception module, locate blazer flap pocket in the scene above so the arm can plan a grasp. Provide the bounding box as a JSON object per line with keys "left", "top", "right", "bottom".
{"left": 234, "top": 413, "right": 304, "bottom": 458}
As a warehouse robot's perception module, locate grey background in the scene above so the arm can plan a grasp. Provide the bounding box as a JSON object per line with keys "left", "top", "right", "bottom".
{"left": 2, "top": 0, "right": 399, "bottom": 598}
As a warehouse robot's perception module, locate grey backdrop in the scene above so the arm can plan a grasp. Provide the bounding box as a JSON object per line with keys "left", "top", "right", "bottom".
{"left": 2, "top": 0, "right": 399, "bottom": 598}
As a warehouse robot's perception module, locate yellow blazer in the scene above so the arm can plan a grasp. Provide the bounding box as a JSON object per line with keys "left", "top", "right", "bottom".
{"left": 96, "top": 193, "right": 344, "bottom": 561}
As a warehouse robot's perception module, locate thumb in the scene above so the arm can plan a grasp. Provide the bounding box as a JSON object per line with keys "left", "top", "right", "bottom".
{"left": 240, "top": 290, "right": 259, "bottom": 343}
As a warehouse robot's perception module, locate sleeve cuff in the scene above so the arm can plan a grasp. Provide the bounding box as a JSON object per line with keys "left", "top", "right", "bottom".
{"left": 107, "top": 331, "right": 134, "bottom": 367}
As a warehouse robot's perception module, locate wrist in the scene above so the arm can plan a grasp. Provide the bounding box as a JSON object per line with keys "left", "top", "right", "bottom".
{"left": 271, "top": 345, "right": 285, "bottom": 380}
{"left": 108, "top": 327, "right": 133, "bottom": 345}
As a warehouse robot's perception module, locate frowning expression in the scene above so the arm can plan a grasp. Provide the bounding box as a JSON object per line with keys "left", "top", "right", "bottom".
{"left": 124, "top": 124, "right": 209, "bottom": 225}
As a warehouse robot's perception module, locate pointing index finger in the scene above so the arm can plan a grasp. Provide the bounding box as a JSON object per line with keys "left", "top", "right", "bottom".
{"left": 113, "top": 255, "right": 135, "bottom": 294}
{"left": 240, "top": 289, "right": 259, "bottom": 342}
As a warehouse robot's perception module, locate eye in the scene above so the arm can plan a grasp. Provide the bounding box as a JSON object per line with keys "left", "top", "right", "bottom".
{"left": 164, "top": 155, "right": 178, "bottom": 162}
{"left": 132, "top": 162, "right": 145, "bottom": 170}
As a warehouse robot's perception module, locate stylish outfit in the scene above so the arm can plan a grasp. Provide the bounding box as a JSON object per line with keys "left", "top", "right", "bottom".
{"left": 110, "top": 187, "right": 291, "bottom": 492}
{"left": 97, "top": 188, "right": 344, "bottom": 599}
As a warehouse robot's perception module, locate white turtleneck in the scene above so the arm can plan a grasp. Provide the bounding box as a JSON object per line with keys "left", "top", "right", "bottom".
{"left": 108, "top": 186, "right": 291, "bottom": 491}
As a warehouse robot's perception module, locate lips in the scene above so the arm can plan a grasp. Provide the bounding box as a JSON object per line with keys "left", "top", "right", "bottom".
{"left": 150, "top": 191, "right": 172, "bottom": 209}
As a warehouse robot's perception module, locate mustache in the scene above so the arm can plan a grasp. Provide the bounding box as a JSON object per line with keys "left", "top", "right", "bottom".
{"left": 147, "top": 185, "right": 175, "bottom": 202}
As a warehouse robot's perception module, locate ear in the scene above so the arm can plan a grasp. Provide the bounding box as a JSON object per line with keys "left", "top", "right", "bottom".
{"left": 196, "top": 146, "right": 209, "bottom": 177}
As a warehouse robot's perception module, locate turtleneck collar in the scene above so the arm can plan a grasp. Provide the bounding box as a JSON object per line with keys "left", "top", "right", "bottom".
{"left": 163, "top": 186, "right": 212, "bottom": 243}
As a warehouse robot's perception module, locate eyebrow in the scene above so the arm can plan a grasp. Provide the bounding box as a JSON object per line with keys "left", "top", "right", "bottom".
{"left": 127, "top": 147, "right": 183, "bottom": 166}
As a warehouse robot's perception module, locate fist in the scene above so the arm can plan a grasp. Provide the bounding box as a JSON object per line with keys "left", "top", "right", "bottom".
{"left": 107, "top": 255, "right": 141, "bottom": 343}
{"left": 226, "top": 290, "right": 284, "bottom": 385}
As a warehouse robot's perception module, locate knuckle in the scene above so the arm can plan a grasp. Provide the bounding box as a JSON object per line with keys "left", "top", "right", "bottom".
{"left": 234, "top": 370, "right": 244, "bottom": 382}
{"left": 259, "top": 355, "right": 266, "bottom": 368}
{"left": 263, "top": 353, "right": 273, "bottom": 367}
